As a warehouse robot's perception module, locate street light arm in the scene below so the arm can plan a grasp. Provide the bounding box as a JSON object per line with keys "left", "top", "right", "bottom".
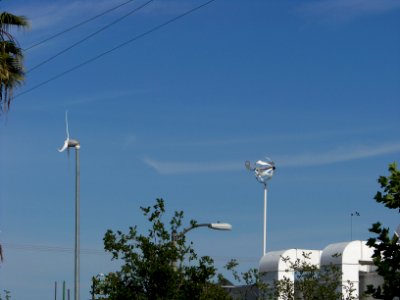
{"left": 171, "top": 221, "right": 232, "bottom": 270}
{"left": 172, "top": 223, "right": 232, "bottom": 241}
{"left": 183, "top": 223, "right": 211, "bottom": 235}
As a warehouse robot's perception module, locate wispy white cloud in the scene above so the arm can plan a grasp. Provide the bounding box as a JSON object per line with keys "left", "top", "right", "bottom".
{"left": 298, "top": 0, "right": 400, "bottom": 22}
{"left": 153, "top": 127, "right": 388, "bottom": 148}
{"left": 142, "top": 142, "right": 400, "bottom": 174}
{"left": 277, "top": 142, "right": 400, "bottom": 167}
{"left": 142, "top": 157, "right": 240, "bottom": 174}
{"left": 12, "top": 0, "right": 120, "bottom": 32}
{"left": 14, "top": 89, "right": 140, "bottom": 112}
{"left": 13, "top": 0, "right": 194, "bottom": 34}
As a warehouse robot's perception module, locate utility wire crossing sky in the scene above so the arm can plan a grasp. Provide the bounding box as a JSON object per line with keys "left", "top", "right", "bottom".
{"left": 17, "top": 0, "right": 217, "bottom": 98}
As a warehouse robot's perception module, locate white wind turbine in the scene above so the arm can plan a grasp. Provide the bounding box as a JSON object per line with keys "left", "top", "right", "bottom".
{"left": 58, "top": 111, "right": 80, "bottom": 153}
{"left": 246, "top": 157, "right": 276, "bottom": 256}
{"left": 58, "top": 111, "right": 81, "bottom": 300}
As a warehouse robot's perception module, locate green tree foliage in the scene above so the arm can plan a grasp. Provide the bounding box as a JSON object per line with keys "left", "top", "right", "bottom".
{"left": 366, "top": 162, "right": 400, "bottom": 299}
{"left": 0, "top": 290, "right": 11, "bottom": 300}
{"left": 92, "top": 199, "right": 231, "bottom": 300}
{"left": 0, "top": 11, "right": 29, "bottom": 113}
{"left": 224, "top": 259, "right": 267, "bottom": 300}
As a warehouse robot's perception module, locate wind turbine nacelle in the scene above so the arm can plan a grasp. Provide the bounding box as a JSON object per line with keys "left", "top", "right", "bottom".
{"left": 68, "top": 139, "right": 80, "bottom": 148}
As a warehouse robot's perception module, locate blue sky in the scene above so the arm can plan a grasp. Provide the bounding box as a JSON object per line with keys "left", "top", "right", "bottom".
{"left": 1, "top": 0, "right": 400, "bottom": 299}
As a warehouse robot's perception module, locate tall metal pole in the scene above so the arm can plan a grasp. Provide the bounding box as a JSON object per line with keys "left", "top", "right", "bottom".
{"left": 245, "top": 158, "right": 275, "bottom": 257}
{"left": 58, "top": 112, "right": 81, "bottom": 300}
{"left": 350, "top": 212, "right": 359, "bottom": 241}
{"left": 263, "top": 185, "right": 267, "bottom": 256}
{"left": 74, "top": 145, "right": 80, "bottom": 300}
{"left": 63, "top": 281, "right": 66, "bottom": 300}
{"left": 350, "top": 214, "right": 353, "bottom": 241}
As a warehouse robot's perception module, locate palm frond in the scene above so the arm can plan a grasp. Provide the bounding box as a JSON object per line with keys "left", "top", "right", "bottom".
{"left": 0, "top": 12, "right": 28, "bottom": 113}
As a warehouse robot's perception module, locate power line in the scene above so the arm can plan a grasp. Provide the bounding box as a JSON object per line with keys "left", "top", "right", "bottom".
{"left": 15, "top": 0, "right": 217, "bottom": 99}
{"left": 24, "top": 0, "right": 138, "bottom": 51}
{"left": 2, "top": 242, "right": 259, "bottom": 263}
{"left": 27, "top": 0, "right": 154, "bottom": 74}
{"left": 3, "top": 243, "right": 107, "bottom": 256}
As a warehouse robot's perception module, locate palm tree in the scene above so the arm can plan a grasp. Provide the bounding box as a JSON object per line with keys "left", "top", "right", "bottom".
{"left": 0, "top": 12, "right": 29, "bottom": 113}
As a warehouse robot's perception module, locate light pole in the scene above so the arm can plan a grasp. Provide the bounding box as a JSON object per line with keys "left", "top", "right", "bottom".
{"left": 246, "top": 159, "right": 275, "bottom": 256}
{"left": 171, "top": 222, "right": 232, "bottom": 269}
{"left": 58, "top": 112, "right": 81, "bottom": 300}
{"left": 350, "top": 211, "right": 360, "bottom": 241}
{"left": 73, "top": 142, "right": 80, "bottom": 300}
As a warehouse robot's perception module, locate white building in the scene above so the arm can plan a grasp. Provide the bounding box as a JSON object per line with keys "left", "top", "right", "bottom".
{"left": 259, "top": 240, "right": 382, "bottom": 300}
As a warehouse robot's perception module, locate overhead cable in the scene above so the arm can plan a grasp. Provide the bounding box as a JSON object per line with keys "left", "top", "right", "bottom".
{"left": 27, "top": 0, "right": 154, "bottom": 74}
{"left": 3, "top": 242, "right": 258, "bottom": 262}
{"left": 24, "top": 0, "right": 137, "bottom": 51}
{"left": 15, "top": 0, "right": 217, "bottom": 99}
{"left": 3, "top": 243, "right": 107, "bottom": 255}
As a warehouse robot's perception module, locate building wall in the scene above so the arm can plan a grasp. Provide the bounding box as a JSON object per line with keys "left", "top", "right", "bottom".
{"left": 359, "top": 271, "right": 383, "bottom": 300}
{"left": 258, "top": 240, "right": 381, "bottom": 300}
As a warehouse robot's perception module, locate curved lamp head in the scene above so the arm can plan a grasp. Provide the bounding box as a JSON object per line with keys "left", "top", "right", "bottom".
{"left": 208, "top": 223, "right": 232, "bottom": 231}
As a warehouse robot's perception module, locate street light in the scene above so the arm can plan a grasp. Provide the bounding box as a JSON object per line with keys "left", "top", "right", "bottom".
{"left": 246, "top": 158, "right": 276, "bottom": 256}
{"left": 58, "top": 112, "right": 81, "bottom": 300}
{"left": 171, "top": 222, "right": 232, "bottom": 268}
{"left": 350, "top": 211, "right": 360, "bottom": 241}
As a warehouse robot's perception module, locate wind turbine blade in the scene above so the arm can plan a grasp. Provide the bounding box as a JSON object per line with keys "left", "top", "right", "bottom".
{"left": 58, "top": 140, "right": 68, "bottom": 152}
{"left": 65, "top": 110, "right": 70, "bottom": 140}
{"left": 265, "top": 156, "right": 272, "bottom": 162}
{"left": 256, "top": 160, "right": 273, "bottom": 167}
